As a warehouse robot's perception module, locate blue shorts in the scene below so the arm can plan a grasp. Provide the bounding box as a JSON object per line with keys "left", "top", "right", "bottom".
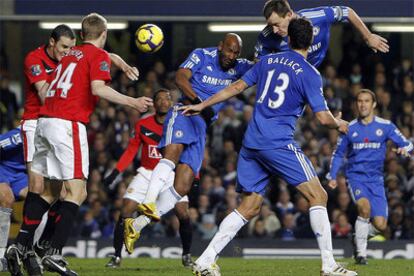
{"left": 158, "top": 105, "right": 207, "bottom": 175}
{"left": 348, "top": 179, "right": 388, "bottom": 218}
{"left": 0, "top": 165, "right": 28, "bottom": 198}
{"left": 236, "top": 143, "right": 317, "bottom": 196}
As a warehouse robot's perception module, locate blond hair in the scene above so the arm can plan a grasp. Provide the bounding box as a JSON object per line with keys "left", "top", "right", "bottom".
{"left": 81, "top": 13, "right": 107, "bottom": 40}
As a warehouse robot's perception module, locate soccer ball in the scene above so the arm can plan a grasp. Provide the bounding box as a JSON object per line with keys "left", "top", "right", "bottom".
{"left": 135, "top": 24, "right": 164, "bottom": 53}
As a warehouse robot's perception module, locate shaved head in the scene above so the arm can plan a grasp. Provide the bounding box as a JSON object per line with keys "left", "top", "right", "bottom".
{"left": 223, "top": 33, "right": 243, "bottom": 48}
{"left": 218, "top": 33, "right": 243, "bottom": 70}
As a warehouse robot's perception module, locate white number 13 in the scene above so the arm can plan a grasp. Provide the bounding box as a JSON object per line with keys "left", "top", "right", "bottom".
{"left": 257, "top": 70, "right": 289, "bottom": 109}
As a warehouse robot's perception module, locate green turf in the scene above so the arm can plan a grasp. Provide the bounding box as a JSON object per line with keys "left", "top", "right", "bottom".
{"left": 4, "top": 258, "right": 409, "bottom": 276}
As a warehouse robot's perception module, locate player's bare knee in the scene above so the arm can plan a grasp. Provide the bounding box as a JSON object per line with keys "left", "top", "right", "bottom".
{"left": 0, "top": 185, "right": 15, "bottom": 208}
{"left": 28, "top": 170, "right": 45, "bottom": 193}
{"left": 356, "top": 199, "right": 371, "bottom": 218}
{"left": 121, "top": 199, "right": 138, "bottom": 217}
{"left": 174, "top": 203, "right": 189, "bottom": 220}
{"left": 373, "top": 218, "right": 387, "bottom": 232}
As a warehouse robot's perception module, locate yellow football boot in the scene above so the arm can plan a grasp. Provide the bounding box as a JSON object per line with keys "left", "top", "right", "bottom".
{"left": 136, "top": 202, "right": 160, "bottom": 221}
{"left": 123, "top": 218, "right": 140, "bottom": 254}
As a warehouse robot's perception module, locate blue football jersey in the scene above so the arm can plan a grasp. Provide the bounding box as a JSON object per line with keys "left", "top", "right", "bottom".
{"left": 0, "top": 128, "right": 26, "bottom": 172}
{"left": 241, "top": 50, "right": 328, "bottom": 150}
{"left": 180, "top": 47, "right": 253, "bottom": 119}
{"left": 329, "top": 116, "right": 414, "bottom": 182}
{"left": 255, "top": 6, "right": 349, "bottom": 67}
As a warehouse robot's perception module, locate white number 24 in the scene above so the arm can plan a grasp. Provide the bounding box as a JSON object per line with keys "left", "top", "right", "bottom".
{"left": 46, "top": 63, "right": 77, "bottom": 98}
{"left": 257, "top": 70, "right": 289, "bottom": 109}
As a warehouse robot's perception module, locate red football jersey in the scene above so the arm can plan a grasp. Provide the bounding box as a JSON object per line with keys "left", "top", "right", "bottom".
{"left": 116, "top": 114, "right": 163, "bottom": 171}
{"left": 40, "top": 43, "right": 111, "bottom": 124}
{"left": 22, "top": 45, "right": 58, "bottom": 120}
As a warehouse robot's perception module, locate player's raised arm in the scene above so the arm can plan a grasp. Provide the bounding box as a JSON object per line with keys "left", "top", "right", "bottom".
{"left": 91, "top": 80, "right": 152, "bottom": 112}
{"left": 175, "top": 68, "right": 200, "bottom": 103}
{"left": 180, "top": 79, "right": 249, "bottom": 115}
{"left": 347, "top": 8, "right": 389, "bottom": 53}
{"left": 109, "top": 53, "right": 139, "bottom": 81}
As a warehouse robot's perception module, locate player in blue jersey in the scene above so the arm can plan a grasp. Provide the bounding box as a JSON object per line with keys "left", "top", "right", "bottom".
{"left": 182, "top": 18, "right": 357, "bottom": 276}
{"left": 0, "top": 128, "right": 28, "bottom": 272}
{"left": 327, "top": 89, "right": 413, "bottom": 265}
{"left": 122, "top": 33, "right": 253, "bottom": 246}
{"left": 255, "top": 0, "right": 389, "bottom": 67}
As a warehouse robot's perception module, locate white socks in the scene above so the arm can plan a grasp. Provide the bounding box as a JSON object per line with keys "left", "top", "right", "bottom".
{"left": 132, "top": 186, "right": 182, "bottom": 233}
{"left": 132, "top": 215, "right": 151, "bottom": 233}
{"left": 196, "top": 210, "right": 248, "bottom": 267}
{"left": 309, "top": 206, "right": 336, "bottom": 272}
{"left": 355, "top": 216, "right": 369, "bottom": 257}
{"left": 157, "top": 186, "right": 182, "bottom": 216}
{"left": 0, "top": 207, "right": 12, "bottom": 257}
{"left": 143, "top": 159, "right": 175, "bottom": 204}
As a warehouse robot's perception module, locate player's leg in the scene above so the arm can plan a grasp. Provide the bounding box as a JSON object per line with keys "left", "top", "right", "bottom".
{"left": 174, "top": 200, "right": 195, "bottom": 268}
{"left": 194, "top": 147, "right": 265, "bottom": 274}
{"left": 272, "top": 144, "right": 356, "bottom": 276}
{"left": 35, "top": 186, "right": 65, "bottom": 256}
{"left": 368, "top": 186, "right": 388, "bottom": 236}
{"left": 139, "top": 108, "right": 205, "bottom": 220}
{"left": 353, "top": 196, "right": 371, "bottom": 264}
{"left": 41, "top": 179, "right": 86, "bottom": 275}
{"left": 128, "top": 163, "right": 194, "bottom": 238}
{"left": 0, "top": 183, "right": 14, "bottom": 272}
{"left": 138, "top": 144, "right": 183, "bottom": 220}
{"left": 106, "top": 198, "right": 137, "bottom": 267}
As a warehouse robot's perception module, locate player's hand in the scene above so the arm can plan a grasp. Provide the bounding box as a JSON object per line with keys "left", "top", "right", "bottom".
{"left": 131, "top": 97, "right": 153, "bottom": 112}
{"left": 179, "top": 104, "right": 204, "bottom": 116}
{"left": 392, "top": 147, "right": 411, "bottom": 158}
{"left": 328, "top": 180, "right": 337, "bottom": 189}
{"left": 366, "top": 33, "right": 389, "bottom": 53}
{"left": 123, "top": 66, "right": 139, "bottom": 81}
{"left": 335, "top": 112, "right": 349, "bottom": 134}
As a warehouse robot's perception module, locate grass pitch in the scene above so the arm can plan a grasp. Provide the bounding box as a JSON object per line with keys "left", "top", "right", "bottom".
{"left": 12, "top": 258, "right": 412, "bottom": 276}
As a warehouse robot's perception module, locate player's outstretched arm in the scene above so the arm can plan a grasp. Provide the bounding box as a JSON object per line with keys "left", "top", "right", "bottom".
{"left": 91, "top": 80, "right": 153, "bottom": 112}
{"left": 347, "top": 8, "right": 389, "bottom": 53}
{"left": 109, "top": 53, "right": 139, "bottom": 81}
{"left": 180, "top": 79, "right": 249, "bottom": 115}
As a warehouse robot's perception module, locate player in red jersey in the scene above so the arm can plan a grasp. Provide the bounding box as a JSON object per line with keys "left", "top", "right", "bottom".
{"left": 6, "top": 13, "right": 152, "bottom": 276}
{"left": 103, "top": 89, "right": 195, "bottom": 269}
{"left": 10, "top": 24, "right": 141, "bottom": 276}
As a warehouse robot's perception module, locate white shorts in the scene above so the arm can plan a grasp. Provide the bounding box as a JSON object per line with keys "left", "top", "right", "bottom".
{"left": 123, "top": 167, "right": 188, "bottom": 204}
{"left": 31, "top": 117, "right": 89, "bottom": 180}
{"left": 21, "top": 119, "right": 37, "bottom": 162}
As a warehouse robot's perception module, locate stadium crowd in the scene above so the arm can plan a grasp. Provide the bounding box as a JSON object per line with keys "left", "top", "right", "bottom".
{"left": 1, "top": 29, "right": 414, "bottom": 244}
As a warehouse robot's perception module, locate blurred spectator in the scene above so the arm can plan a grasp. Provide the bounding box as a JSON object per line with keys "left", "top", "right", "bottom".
{"left": 275, "top": 213, "right": 297, "bottom": 241}
{"left": 198, "top": 214, "right": 218, "bottom": 240}
{"left": 248, "top": 202, "right": 280, "bottom": 237}
{"left": 332, "top": 212, "right": 352, "bottom": 239}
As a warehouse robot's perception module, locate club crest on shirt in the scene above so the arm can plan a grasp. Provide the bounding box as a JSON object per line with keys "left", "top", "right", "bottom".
{"left": 355, "top": 189, "right": 361, "bottom": 196}
{"left": 175, "top": 130, "right": 183, "bottom": 138}
{"left": 352, "top": 132, "right": 358, "bottom": 138}
{"left": 376, "top": 129, "right": 383, "bottom": 136}
{"left": 228, "top": 68, "right": 236, "bottom": 75}
{"left": 30, "top": 64, "right": 42, "bottom": 76}
{"left": 313, "top": 26, "right": 320, "bottom": 36}
{"left": 207, "top": 66, "right": 213, "bottom": 72}
{"left": 100, "top": 61, "right": 109, "bottom": 72}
